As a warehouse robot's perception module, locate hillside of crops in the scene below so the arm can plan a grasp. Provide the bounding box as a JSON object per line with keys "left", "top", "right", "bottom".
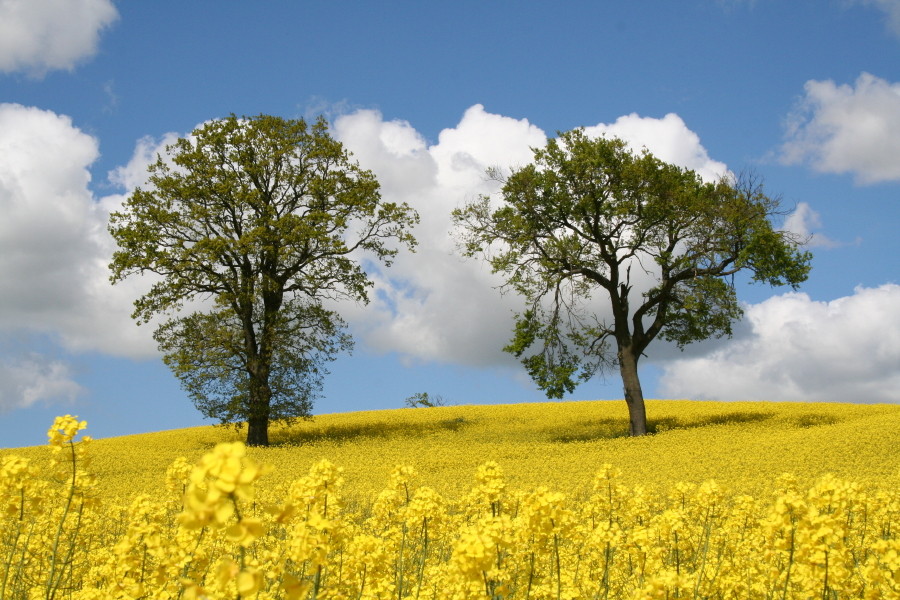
{"left": 6, "top": 399, "right": 899, "bottom": 500}
{"left": 2, "top": 400, "right": 899, "bottom": 598}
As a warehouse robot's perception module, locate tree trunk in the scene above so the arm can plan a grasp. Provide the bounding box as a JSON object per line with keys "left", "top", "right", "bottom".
{"left": 244, "top": 292, "right": 281, "bottom": 447}
{"left": 245, "top": 357, "right": 272, "bottom": 446}
{"left": 246, "top": 414, "right": 270, "bottom": 446}
{"left": 618, "top": 346, "right": 648, "bottom": 436}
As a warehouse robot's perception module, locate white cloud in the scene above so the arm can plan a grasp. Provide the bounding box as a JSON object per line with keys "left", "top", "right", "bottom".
{"left": 781, "top": 72, "right": 900, "bottom": 184}
{"left": 782, "top": 202, "right": 841, "bottom": 249}
{"left": 0, "top": 104, "right": 102, "bottom": 325}
{"left": 333, "top": 106, "right": 734, "bottom": 367}
{"left": 108, "top": 132, "right": 182, "bottom": 193}
{"left": 0, "top": 351, "right": 83, "bottom": 412}
{"left": 0, "top": 103, "right": 157, "bottom": 358}
{"left": 332, "top": 105, "right": 547, "bottom": 366}
{"left": 331, "top": 110, "right": 437, "bottom": 199}
{"left": 0, "top": 0, "right": 118, "bottom": 76}
{"left": 429, "top": 104, "right": 548, "bottom": 189}
{"left": 584, "top": 113, "right": 731, "bottom": 182}
{"left": 658, "top": 285, "right": 900, "bottom": 403}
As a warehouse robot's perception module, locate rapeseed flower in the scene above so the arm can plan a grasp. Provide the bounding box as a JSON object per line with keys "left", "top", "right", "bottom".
{"left": 2, "top": 408, "right": 900, "bottom": 598}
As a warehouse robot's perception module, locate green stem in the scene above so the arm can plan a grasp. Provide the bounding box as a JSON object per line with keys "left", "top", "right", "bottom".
{"left": 674, "top": 530, "right": 680, "bottom": 576}
{"left": 45, "top": 441, "right": 79, "bottom": 600}
{"left": 0, "top": 488, "right": 25, "bottom": 598}
{"left": 397, "top": 522, "right": 407, "bottom": 599}
{"left": 781, "top": 523, "right": 796, "bottom": 600}
{"left": 179, "top": 526, "right": 207, "bottom": 590}
{"left": 355, "top": 564, "right": 367, "bottom": 600}
{"left": 525, "top": 551, "right": 535, "bottom": 599}
{"left": 692, "top": 509, "right": 713, "bottom": 597}
{"left": 554, "top": 532, "right": 562, "bottom": 600}
{"left": 601, "top": 541, "right": 612, "bottom": 600}
{"left": 415, "top": 517, "right": 429, "bottom": 599}
{"left": 51, "top": 499, "right": 86, "bottom": 596}
{"left": 312, "top": 564, "right": 322, "bottom": 600}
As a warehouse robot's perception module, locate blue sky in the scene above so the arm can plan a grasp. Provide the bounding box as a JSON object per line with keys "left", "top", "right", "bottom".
{"left": 1, "top": 0, "right": 899, "bottom": 448}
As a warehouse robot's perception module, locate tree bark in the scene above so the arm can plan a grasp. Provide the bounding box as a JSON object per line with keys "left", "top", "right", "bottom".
{"left": 618, "top": 346, "right": 648, "bottom": 436}
{"left": 245, "top": 353, "right": 273, "bottom": 446}
{"left": 246, "top": 413, "right": 270, "bottom": 446}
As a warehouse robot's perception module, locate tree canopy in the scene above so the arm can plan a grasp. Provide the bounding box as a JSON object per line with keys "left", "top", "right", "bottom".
{"left": 109, "top": 114, "right": 418, "bottom": 445}
{"left": 453, "top": 129, "right": 811, "bottom": 435}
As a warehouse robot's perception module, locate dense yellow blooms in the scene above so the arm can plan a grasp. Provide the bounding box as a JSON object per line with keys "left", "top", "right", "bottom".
{"left": 7, "top": 400, "right": 900, "bottom": 502}
{"left": 1, "top": 402, "right": 899, "bottom": 598}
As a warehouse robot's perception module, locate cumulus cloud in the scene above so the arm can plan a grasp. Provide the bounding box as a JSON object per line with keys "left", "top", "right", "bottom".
{"left": 0, "top": 104, "right": 103, "bottom": 327}
{"left": 658, "top": 285, "right": 900, "bottom": 403}
{"left": 584, "top": 113, "right": 731, "bottom": 182}
{"left": 331, "top": 105, "right": 546, "bottom": 366}
{"left": 0, "top": 0, "right": 118, "bottom": 76}
{"left": 0, "top": 103, "right": 157, "bottom": 359}
{"left": 332, "top": 105, "right": 733, "bottom": 367}
{"left": 781, "top": 73, "right": 900, "bottom": 184}
{"left": 0, "top": 351, "right": 83, "bottom": 412}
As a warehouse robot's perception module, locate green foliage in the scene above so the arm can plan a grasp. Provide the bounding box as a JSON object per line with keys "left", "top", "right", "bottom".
{"left": 657, "top": 275, "right": 744, "bottom": 349}
{"left": 154, "top": 300, "right": 352, "bottom": 427}
{"left": 453, "top": 129, "right": 811, "bottom": 417}
{"left": 108, "top": 114, "right": 418, "bottom": 444}
{"left": 503, "top": 308, "right": 590, "bottom": 399}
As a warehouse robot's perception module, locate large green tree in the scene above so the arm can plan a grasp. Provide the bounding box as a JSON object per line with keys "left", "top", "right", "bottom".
{"left": 109, "top": 114, "right": 418, "bottom": 446}
{"left": 453, "top": 130, "right": 811, "bottom": 436}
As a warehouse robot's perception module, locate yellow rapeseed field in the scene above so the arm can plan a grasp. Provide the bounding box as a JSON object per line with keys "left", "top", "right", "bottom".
{"left": 2, "top": 400, "right": 899, "bottom": 598}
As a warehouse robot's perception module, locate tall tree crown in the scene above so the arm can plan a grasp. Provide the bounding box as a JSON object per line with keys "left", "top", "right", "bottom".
{"left": 110, "top": 114, "right": 417, "bottom": 322}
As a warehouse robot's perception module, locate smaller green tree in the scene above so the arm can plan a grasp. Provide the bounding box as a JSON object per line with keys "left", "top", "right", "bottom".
{"left": 453, "top": 129, "right": 811, "bottom": 436}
